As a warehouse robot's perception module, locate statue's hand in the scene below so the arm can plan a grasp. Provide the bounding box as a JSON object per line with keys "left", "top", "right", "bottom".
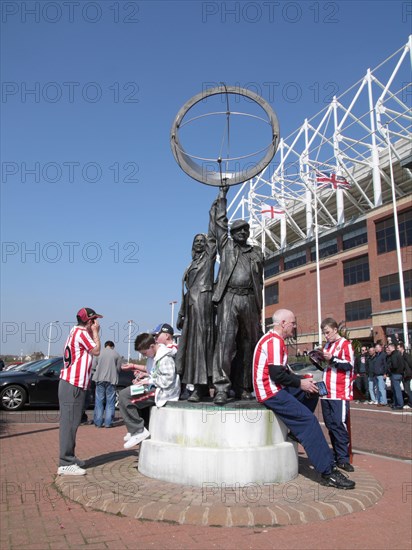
{"left": 219, "top": 183, "right": 229, "bottom": 197}
{"left": 176, "top": 315, "right": 184, "bottom": 331}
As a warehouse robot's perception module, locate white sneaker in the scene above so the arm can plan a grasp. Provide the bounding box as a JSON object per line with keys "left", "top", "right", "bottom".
{"left": 123, "top": 428, "right": 150, "bottom": 449}
{"left": 57, "top": 464, "right": 86, "bottom": 476}
{"left": 403, "top": 405, "right": 411, "bottom": 409}
{"left": 124, "top": 432, "right": 131, "bottom": 441}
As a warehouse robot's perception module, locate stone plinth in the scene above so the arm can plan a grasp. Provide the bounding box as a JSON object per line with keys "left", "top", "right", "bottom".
{"left": 138, "top": 400, "right": 298, "bottom": 486}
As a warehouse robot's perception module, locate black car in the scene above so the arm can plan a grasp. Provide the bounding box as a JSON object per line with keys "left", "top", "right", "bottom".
{"left": 0, "top": 357, "right": 64, "bottom": 411}
{"left": 0, "top": 357, "right": 135, "bottom": 411}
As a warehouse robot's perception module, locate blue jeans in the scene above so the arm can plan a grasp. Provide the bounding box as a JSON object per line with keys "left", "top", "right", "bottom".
{"left": 390, "top": 374, "right": 404, "bottom": 408}
{"left": 94, "top": 382, "right": 116, "bottom": 427}
{"left": 375, "top": 375, "right": 387, "bottom": 405}
{"left": 368, "top": 377, "right": 377, "bottom": 402}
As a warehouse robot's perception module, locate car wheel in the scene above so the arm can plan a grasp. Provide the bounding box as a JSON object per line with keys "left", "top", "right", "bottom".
{"left": 0, "top": 385, "right": 27, "bottom": 411}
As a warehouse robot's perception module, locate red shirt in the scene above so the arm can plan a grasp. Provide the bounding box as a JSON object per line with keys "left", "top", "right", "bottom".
{"left": 322, "top": 337, "right": 355, "bottom": 400}
{"left": 253, "top": 330, "right": 288, "bottom": 402}
{"left": 61, "top": 326, "right": 96, "bottom": 389}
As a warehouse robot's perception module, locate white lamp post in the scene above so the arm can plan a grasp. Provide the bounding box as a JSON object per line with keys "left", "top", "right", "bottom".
{"left": 127, "top": 320, "right": 133, "bottom": 362}
{"left": 169, "top": 301, "right": 177, "bottom": 329}
{"left": 47, "top": 321, "right": 58, "bottom": 359}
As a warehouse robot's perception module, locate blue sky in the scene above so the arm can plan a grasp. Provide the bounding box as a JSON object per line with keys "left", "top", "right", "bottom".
{"left": 1, "top": 0, "right": 410, "bottom": 357}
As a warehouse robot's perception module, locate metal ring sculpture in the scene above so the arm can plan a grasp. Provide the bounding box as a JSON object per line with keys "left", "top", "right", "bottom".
{"left": 170, "top": 85, "right": 280, "bottom": 186}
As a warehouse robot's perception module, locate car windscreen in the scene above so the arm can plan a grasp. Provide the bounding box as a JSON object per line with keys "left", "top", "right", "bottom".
{"left": 12, "top": 361, "right": 39, "bottom": 371}
{"left": 25, "top": 359, "right": 62, "bottom": 373}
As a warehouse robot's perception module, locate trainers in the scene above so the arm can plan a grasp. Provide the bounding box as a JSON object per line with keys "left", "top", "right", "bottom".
{"left": 123, "top": 428, "right": 150, "bottom": 449}
{"left": 321, "top": 468, "right": 355, "bottom": 490}
{"left": 123, "top": 432, "right": 131, "bottom": 442}
{"left": 57, "top": 464, "right": 86, "bottom": 476}
{"left": 337, "top": 462, "right": 355, "bottom": 472}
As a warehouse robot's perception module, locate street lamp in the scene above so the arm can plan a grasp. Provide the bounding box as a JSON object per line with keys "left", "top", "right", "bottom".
{"left": 127, "top": 320, "right": 133, "bottom": 362}
{"left": 47, "top": 321, "right": 59, "bottom": 359}
{"left": 169, "top": 301, "right": 177, "bottom": 329}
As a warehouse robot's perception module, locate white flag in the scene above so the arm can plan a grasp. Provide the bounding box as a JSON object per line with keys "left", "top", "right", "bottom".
{"left": 261, "top": 204, "right": 285, "bottom": 220}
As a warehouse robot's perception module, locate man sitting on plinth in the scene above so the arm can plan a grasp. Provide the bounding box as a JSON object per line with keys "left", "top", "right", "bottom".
{"left": 253, "top": 309, "right": 355, "bottom": 490}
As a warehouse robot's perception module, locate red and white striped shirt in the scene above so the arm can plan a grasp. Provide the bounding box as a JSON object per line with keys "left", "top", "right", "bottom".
{"left": 253, "top": 331, "right": 288, "bottom": 402}
{"left": 61, "top": 326, "right": 96, "bottom": 389}
{"left": 322, "top": 337, "right": 354, "bottom": 400}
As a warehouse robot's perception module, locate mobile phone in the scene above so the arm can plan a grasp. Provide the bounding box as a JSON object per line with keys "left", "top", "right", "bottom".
{"left": 316, "top": 381, "right": 328, "bottom": 396}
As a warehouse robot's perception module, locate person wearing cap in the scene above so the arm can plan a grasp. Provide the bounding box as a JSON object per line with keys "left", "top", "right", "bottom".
{"left": 211, "top": 185, "right": 264, "bottom": 405}
{"left": 175, "top": 195, "right": 217, "bottom": 402}
{"left": 57, "top": 307, "right": 102, "bottom": 476}
{"left": 152, "top": 323, "right": 178, "bottom": 357}
{"left": 119, "top": 333, "right": 180, "bottom": 449}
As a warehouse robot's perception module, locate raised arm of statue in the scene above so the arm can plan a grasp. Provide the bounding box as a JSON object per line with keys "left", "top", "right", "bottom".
{"left": 213, "top": 185, "right": 229, "bottom": 255}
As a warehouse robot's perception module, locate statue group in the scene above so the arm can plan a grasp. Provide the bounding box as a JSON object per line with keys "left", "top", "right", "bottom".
{"left": 175, "top": 186, "right": 264, "bottom": 405}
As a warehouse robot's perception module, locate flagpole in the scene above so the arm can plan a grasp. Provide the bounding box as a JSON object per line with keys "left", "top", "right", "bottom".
{"left": 385, "top": 128, "right": 410, "bottom": 349}
{"left": 261, "top": 217, "right": 266, "bottom": 331}
{"left": 314, "top": 182, "right": 322, "bottom": 346}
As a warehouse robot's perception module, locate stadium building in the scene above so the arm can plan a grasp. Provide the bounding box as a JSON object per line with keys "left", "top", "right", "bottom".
{"left": 228, "top": 37, "right": 412, "bottom": 350}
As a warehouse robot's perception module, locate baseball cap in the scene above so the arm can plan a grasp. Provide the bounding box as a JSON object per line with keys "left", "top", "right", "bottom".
{"left": 151, "top": 323, "right": 174, "bottom": 336}
{"left": 77, "top": 307, "right": 103, "bottom": 323}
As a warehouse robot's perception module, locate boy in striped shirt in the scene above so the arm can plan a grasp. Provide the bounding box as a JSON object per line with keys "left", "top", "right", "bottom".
{"left": 58, "top": 307, "right": 102, "bottom": 476}
{"left": 320, "top": 317, "right": 355, "bottom": 472}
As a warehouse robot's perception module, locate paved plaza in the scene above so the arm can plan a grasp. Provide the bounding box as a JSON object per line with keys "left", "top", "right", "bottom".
{"left": 1, "top": 405, "right": 411, "bottom": 549}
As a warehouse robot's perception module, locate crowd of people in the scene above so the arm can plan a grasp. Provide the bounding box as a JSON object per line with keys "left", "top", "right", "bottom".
{"left": 354, "top": 339, "right": 412, "bottom": 409}
{"left": 59, "top": 304, "right": 389, "bottom": 491}
{"left": 54, "top": 191, "right": 410, "bottom": 490}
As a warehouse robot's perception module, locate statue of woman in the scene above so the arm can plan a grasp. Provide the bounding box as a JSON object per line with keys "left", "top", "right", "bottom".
{"left": 175, "top": 197, "right": 218, "bottom": 402}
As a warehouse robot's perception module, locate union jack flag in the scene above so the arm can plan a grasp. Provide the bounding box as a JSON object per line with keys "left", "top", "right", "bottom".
{"left": 316, "top": 171, "right": 351, "bottom": 190}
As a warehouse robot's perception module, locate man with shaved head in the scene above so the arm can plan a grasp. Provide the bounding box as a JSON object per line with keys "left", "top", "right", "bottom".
{"left": 253, "top": 308, "right": 355, "bottom": 490}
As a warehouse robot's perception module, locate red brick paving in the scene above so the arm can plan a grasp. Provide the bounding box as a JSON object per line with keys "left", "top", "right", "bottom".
{"left": 1, "top": 407, "right": 411, "bottom": 549}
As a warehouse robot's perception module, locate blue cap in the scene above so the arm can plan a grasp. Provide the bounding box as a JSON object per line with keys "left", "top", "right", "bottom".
{"left": 151, "top": 323, "right": 174, "bottom": 336}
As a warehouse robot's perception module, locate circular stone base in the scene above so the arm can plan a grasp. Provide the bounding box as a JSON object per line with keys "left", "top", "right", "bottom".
{"left": 55, "top": 454, "right": 384, "bottom": 527}
{"left": 138, "top": 401, "right": 298, "bottom": 486}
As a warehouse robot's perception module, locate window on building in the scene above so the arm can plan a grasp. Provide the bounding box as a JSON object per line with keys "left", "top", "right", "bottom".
{"left": 379, "top": 270, "right": 412, "bottom": 302}
{"left": 345, "top": 299, "right": 372, "bottom": 321}
{"left": 284, "top": 250, "right": 306, "bottom": 271}
{"left": 264, "top": 257, "right": 280, "bottom": 278}
{"left": 264, "top": 317, "right": 272, "bottom": 332}
{"left": 343, "top": 255, "right": 370, "bottom": 286}
{"left": 342, "top": 224, "right": 367, "bottom": 250}
{"left": 310, "top": 238, "right": 338, "bottom": 261}
{"left": 376, "top": 209, "right": 412, "bottom": 254}
{"left": 265, "top": 283, "right": 279, "bottom": 305}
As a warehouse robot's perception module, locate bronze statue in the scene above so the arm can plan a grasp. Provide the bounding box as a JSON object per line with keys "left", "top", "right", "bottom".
{"left": 175, "top": 197, "right": 218, "bottom": 402}
{"left": 211, "top": 186, "right": 264, "bottom": 405}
